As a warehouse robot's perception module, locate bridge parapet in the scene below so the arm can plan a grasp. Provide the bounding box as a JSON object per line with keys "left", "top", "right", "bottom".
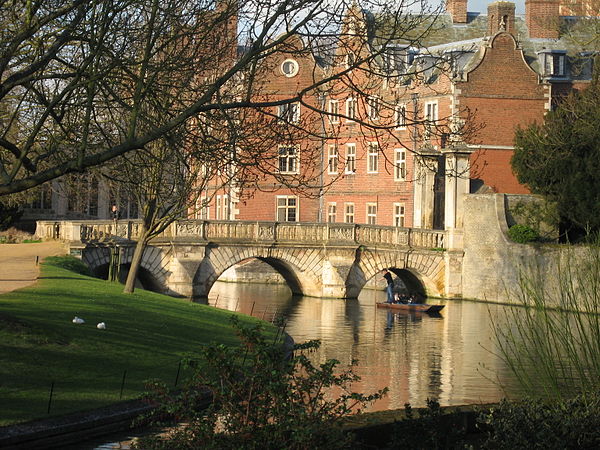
{"left": 36, "top": 220, "right": 447, "bottom": 250}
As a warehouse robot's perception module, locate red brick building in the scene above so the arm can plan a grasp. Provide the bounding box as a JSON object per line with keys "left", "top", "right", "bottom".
{"left": 195, "top": 0, "right": 595, "bottom": 230}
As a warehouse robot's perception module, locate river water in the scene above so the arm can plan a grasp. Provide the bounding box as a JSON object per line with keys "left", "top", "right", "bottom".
{"left": 204, "top": 281, "right": 521, "bottom": 410}
{"left": 84, "top": 280, "right": 522, "bottom": 448}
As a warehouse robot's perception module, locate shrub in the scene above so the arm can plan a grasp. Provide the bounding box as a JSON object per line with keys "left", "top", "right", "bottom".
{"left": 508, "top": 224, "right": 539, "bottom": 243}
{"left": 0, "top": 202, "right": 22, "bottom": 231}
{"left": 387, "top": 399, "right": 468, "bottom": 449}
{"left": 479, "top": 394, "right": 600, "bottom": 449}
{"left": 0, "top": 227, "right": 33, "bottom": 243}
{"left": 135, "top": 317, "right": 387, "bottom": 449}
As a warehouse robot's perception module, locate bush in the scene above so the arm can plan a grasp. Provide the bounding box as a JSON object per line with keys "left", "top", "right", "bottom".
{"left": 0, "top": 227, "right": 34, "bottom": 244}
{"left": 479, "top": 394, "right": 600, "bottom": 449}
{"left": 508, "top": 224, "right": 539, "bottom": 243}
{"left": 0, "top": 202, "right": 22, "bottom": 231}
{"left": 135, "top": 317, "right": 387, "bottom": 449}
{"left": 386, "top": 399, "right": 469, "bottom": 449}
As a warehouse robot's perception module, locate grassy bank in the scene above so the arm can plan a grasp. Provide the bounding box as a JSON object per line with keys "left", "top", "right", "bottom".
{"left": 0, "top": 256, "right": 276, "bottom": 426}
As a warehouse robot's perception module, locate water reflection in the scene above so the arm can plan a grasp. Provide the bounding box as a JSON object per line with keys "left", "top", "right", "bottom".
{"left": 204, "top": 281, "right": 521, "bottom": 410}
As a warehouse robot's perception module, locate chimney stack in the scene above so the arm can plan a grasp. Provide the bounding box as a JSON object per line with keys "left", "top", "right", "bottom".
{"left": 446, "top": 0, "right": 468, "bottom": 24}
{"left": 525, "top": 0, "right": 560, "bottom": 39}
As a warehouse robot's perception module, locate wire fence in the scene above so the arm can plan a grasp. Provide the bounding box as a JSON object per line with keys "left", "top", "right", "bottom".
{"left": 2, "top": 303, "right": 288, "bottom": 424}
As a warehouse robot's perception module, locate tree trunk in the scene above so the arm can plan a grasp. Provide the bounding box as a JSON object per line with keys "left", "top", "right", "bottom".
{"left": 123, "top": 233, "right": 150, "bottom": 294}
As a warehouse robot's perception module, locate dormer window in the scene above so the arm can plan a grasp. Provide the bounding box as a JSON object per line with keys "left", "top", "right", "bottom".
{"left": 382, "top": 45, "right": 414, "bottom": 74}
{"left": 539, "top": 51, "right": 567, "bottom": 78}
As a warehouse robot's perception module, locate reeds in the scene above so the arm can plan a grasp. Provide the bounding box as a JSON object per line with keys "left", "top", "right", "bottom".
{"left": 491, "top": 240, "right": 600, "bottom": 399}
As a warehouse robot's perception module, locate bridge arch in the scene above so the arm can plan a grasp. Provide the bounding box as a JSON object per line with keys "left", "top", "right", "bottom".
{"left": 81, "top": 244, "right": 172, "bottom": 294}
{"left": 345, "top": 249, "right": 445, "bottom": 299}
{"left": 192, "top": 245, "right": 325, "bottom": 298}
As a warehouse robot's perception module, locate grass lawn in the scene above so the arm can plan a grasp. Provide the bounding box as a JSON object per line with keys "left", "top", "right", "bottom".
{"left": 0, "top": 256, "right": 277, "bottom": 426}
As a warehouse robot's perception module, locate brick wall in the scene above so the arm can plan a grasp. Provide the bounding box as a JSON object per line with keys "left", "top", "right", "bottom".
{"left": 446, "top": 0, "right": 468, "bottom": 24}
{"left": 525, "top": 0, "right": 560, "bottom": 38}
{"left": 458, "top": 33, "right": 547, "bottom": 193}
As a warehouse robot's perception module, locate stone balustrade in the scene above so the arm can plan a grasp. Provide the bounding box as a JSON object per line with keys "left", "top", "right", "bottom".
{"left": 36, "top": 220, "right": 447, "bottom": 250}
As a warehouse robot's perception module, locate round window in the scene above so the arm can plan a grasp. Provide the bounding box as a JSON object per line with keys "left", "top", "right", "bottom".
{"left": 281, "top": 59, "right": 299, "bottom": 77}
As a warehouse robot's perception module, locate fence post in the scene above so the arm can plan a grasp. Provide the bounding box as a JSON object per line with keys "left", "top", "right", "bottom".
{"left": 174, "top": 361, "right": 182, "bottom": 387}
{"left": 119, "top": 370, "right": 127, "bottom": 399}
{"left": 47, "top": 381, "right": 55, "bottom": 414}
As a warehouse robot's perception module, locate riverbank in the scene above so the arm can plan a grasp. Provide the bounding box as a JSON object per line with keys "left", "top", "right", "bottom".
{"left": 0, "top": 255, "right": 277, "bottom": 426}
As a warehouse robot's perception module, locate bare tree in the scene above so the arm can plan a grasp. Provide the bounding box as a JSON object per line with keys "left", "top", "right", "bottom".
{"left": 0, "top": 0, "right": 472, "bottom": 199}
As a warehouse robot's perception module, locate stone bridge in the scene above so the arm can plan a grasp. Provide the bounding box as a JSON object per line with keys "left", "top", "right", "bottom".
{"left": 36, "top": 220, "right": 464, "bottom": 299}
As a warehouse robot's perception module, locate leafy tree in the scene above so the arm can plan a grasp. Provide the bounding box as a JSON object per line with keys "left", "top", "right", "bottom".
{"left": 512, "top": 62, "right": 600, "bottom": 237}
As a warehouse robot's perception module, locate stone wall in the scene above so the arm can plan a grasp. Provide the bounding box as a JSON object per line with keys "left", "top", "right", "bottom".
{"left": 462, "top": 193, "right": 590, "bottom": 307}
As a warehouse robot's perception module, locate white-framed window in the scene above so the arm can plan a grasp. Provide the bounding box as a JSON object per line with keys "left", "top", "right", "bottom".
{"left": 215, "top": 195, "right": 229, "bottom": 220}
{"left": 543, "top": 52, "right": 566, "bottom": 77}
{"left": 367, "top": 96, "right": 380, "bottom": 121}
{"left": 281, "top": 59, "right": 299, "bottom": 77}
{"left": 327, "top": 144, "right": 338, "bottom": 174}
{"left": 345, "top": 51, "right": 356, "bottom": 68}
{"left": 366, "top": 203, "right": 377, "bottom": 225}
{"left": 345, "top": 143, "right": 356, "bottom": 174}
{"left": 195, "top": 196, "right": 209, "bottom": 220}
{"left": 367, "top": 142, "right": 379, "bottom": 173}
{"left": 393, "top": 203, "right": 406, "bottom": 227}
{"left": 424, "top": 101, "right": 438, "bottom": 139}
{"left": 276, "top": 196, "right": 298, "bottom": 222}
{"left": 345, "top": 97, "right": 356, "bottom": 122}
{"left": 328, "top": 99, "right": 339, "bottom": 124}
{"left": 394, "top": 148, "right": 406, "bottom": 181}
{"left": 222, "top": 194, "right": 230, "bottom": 220}
{"left": 425, "top": 101, "right": 438, "bottom": 123}
{"left": 327, "top": 202, "right": 337, "bottom": 223}
{"left": 395, "top": 104, "right": 407, "bottom": 129}
{"left": 278, "top": 102, "right": 300, "bottom": 123}
{"left": 344, "top": 202, "right": 355, "bottom": 223}
{"left": 278, "top": 146, "right": 299, "bottom": 174}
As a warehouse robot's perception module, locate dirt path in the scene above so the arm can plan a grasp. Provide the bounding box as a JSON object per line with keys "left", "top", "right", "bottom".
{"left": 0, "top": 242, "right": 67, "bottom": 294}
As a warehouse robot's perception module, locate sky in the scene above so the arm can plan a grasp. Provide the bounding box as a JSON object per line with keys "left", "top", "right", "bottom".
{"left": 468, "top": 0, "right": 526, "bottom": 14}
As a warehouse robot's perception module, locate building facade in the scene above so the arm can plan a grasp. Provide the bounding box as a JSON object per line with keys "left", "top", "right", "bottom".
{"left": 196, "top": 0, "right": 595, "bottom": 231}
{"left": 21, "top": 1, "right": 595, "bottom": 234}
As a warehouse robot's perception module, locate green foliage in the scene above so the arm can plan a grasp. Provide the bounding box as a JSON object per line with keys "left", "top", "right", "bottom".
{"left": 136, "top": 317, "right": 387, "bottom": 449}
{"left": 491, "top": 241, "right": 600, "bottom": 399}
{"left": 479, "top": 394, "right": 600, "bottom": 449}
{"left": 387, "top": 399, "right": 468, "bottom": 449}
{"left": 512, "top": 79, "right": 600, "bottom": 237}
{"left": 0, "top": 201, "right": 22, "bottom": 231}
{"left": 507, "top": 224, "right": 539, "bottom": 243}
{"left": 509, "top": 198, "right": 559, "bottom": 241}
{"left": 44, "top": 255, "right": 91, "bottom": 276}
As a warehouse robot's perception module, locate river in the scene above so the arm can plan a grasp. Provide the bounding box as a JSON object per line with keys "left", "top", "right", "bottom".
{"left": 83, "top": 280, "right": 521, "bottom": 448}
{"left": 205, "top": 281, "right": 521, "bottom": 410}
